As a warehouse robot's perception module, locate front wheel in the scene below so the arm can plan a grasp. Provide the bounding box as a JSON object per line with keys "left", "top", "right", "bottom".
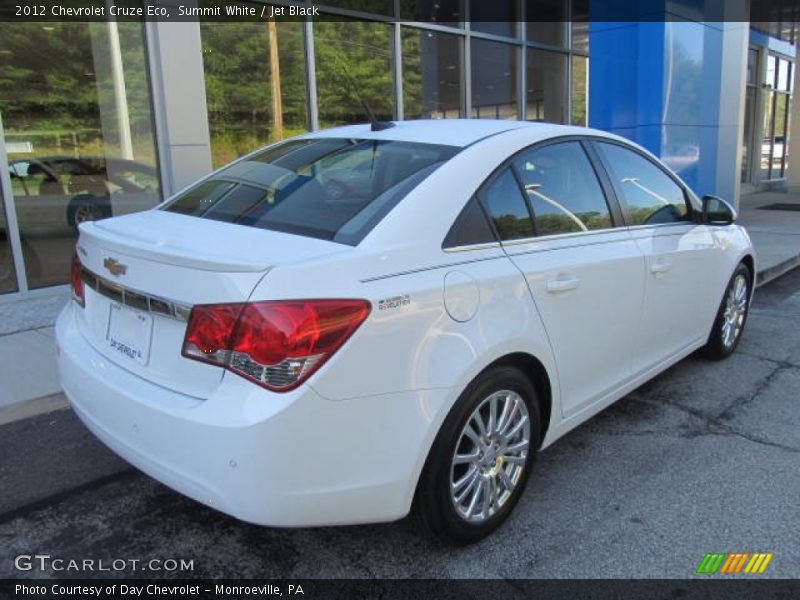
{"left": 413, "top": 366, "right": 540, "bottom": 545}
{"left": 702, "top": 262, "right": 752, "bottom": 360}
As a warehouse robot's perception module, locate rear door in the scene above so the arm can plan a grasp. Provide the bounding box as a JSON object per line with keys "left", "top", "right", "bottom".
{"left": 481, "top": 139, "right": 645, "bottom": 417}
{"left": 591, "top": 140, "right": 728, "bottom": 373}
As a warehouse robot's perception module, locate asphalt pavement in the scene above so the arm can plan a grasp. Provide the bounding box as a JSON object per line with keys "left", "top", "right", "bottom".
{"left": 2, "top": 269, "right": 799, "bottom": 580}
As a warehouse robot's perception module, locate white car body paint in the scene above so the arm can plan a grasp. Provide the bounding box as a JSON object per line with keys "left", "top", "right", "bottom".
{"left": 56, "top": 120, "right": 755, "bottom": 527}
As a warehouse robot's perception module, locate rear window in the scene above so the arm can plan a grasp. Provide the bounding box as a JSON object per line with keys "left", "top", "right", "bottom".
{"left": 162, "top": 138, "right": 458, "bottom": 245}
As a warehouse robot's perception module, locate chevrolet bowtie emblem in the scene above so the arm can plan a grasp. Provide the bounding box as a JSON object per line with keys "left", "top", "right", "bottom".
{"left": 103, "top": 257, "right": 127, "bottom": 277}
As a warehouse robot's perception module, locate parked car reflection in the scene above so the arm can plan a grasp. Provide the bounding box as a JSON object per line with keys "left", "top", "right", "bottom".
{"left": 3, "top": 156, "right": 160, "bottom": 235}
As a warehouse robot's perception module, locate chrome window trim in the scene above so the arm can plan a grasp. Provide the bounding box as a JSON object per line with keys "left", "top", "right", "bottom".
{"left": 499, "top": 226, "right": 624, "bottom": 247}
{"left": 443, "top": 241, "right": 503, "bottom": 253}
{"left": 80, "top": 267, "right": 191, "bottom": 322}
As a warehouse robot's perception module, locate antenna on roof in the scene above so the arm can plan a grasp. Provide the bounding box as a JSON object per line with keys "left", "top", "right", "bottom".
{"left": 361, "top": 100, "right": 396, "bottom": 132}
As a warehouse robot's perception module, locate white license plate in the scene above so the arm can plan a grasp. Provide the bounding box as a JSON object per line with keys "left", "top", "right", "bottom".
{"left": 107, "top": 303, "right": 153, "bottom": 366}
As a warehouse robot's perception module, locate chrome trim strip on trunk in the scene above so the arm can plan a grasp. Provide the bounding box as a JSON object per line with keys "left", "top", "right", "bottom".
{"left": 80, "top": 267, "right": 192, "bottom": 322}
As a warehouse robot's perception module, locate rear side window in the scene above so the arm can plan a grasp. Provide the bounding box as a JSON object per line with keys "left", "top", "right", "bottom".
{"left": 161, "top": 138, "right": 459, "bottom": 245}
{"left": 512, "top": 142, "right": 612, "bottom": 235}
{"left": 596, "top": 142, "right": 690, "bottom": 226}
{"left": 443, "top": 197, "right": 496, "bottom": 248}
{"left": 481, "top": 168, "right": 535, "bottom": 241}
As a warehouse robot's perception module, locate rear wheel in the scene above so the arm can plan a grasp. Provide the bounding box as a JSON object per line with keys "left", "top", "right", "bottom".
{"left": 702, "top": 263, "right": 751, "bottom": 360}
{"left": 413, "top": 366, "right": 540, "bottom": 545}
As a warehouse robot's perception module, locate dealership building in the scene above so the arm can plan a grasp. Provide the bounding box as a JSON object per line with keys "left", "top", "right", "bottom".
{"left": 0, "top": 0, "right": 797, "bottom": 301}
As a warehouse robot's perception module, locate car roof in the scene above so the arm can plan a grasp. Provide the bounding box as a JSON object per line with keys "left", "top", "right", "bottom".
{"left": 301, "top": 119, "right": 594, "bottom": 148}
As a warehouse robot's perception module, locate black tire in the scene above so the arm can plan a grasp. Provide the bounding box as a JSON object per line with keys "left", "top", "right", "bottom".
{"left": 701, "top": 262, "right": 752, "bottom": 360}
{"left": 413, "top": 365, "right": 541, "bottom": 545}
{"left": 66, "top": 195, "right": 112, "bottom": 232}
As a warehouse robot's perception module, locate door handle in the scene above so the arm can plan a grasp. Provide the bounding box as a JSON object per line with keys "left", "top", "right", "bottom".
{"left": 546, "top": 275, "right": 580, "bottom": 293}
{"left": 650, "top": 258, "right": 673, "bottom": 274}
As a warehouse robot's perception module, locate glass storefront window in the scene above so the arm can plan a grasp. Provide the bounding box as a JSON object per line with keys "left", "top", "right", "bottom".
{"left": 777, "top": 58, "right": 792, "bottom": 91}
{"left": 0, "top": 22, "right": 160, "bottom": 290}
{"left": 526, "top": 49, "right": 567, "bottom": 123}
{"left": 322, "top": 0, "right": 394, "bottom": 15}
{"left": 526, "top": 1, "right": 567, "bottom": 47}
{"left": 200, "top": 18, "right": 307, "bottom": 168}
{"left": 470, "top": 1, "right": 519, "bottom": 38}
{"left": 471, "top": 40, "right": 518, "bottom": 120}
{"left": 399, "top": 0, "right": 464, "bottom": 27}
{"left": 402, "top": 29, "right": 463, "bottom": 119}
{"left": 314, "top": 18, "right": 395, "bottom": 127}
{"left": 571, "top": 55, "right": 588, "bottom": 126}
{"left": 0, "top": 183, "right": 18, "bottom": 293}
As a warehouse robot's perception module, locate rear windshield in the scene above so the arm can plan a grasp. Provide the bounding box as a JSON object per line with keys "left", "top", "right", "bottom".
{"left": 161, "top": 138, "right": 459, "bottom": 245}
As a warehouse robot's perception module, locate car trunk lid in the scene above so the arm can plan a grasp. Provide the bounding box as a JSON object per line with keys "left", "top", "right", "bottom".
{"left": 73, "top": 210, "right": 348, "bottom": 399}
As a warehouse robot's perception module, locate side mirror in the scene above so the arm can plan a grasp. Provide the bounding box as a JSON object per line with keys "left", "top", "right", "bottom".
{"left": 702, "top": 195, "right": 736, "bottom": 225}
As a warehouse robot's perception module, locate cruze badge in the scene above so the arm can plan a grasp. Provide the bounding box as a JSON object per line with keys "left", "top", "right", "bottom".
{"left": 103, "top": 257, "right": 127, "bottom": 277}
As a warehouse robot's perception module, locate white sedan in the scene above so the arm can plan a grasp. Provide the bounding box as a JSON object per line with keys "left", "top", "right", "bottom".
{"left": 56, "top": 120, "right": 754, "bottom": 544}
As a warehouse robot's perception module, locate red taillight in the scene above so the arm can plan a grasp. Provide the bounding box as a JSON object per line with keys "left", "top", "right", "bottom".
{"left": 182, "top": 299, "right": 371, "bottom": 392}
{"left": 70, "top": 251, "right": 85, "bottom": 307}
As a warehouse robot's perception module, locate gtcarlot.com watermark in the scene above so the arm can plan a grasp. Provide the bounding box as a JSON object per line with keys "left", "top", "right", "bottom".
{"left": 14, "top": 554, "right": 194, "bottom": 573}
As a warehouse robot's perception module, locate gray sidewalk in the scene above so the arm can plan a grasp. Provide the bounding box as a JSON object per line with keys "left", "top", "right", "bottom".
{"left": 0, "top": 190, "right": 798, "bottom": 415}
{"left": 737, "top": 189, "right": 800, "bottom": 285}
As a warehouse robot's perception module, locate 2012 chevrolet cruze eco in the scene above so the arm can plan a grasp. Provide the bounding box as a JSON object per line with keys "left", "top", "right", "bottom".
{"left": 57, "top": 120, "right": 754, "bottom": 544}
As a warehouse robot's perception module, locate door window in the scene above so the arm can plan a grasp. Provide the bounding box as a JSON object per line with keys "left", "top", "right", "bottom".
{"left": 513, "top": 141, "right": 612, "bottom": 235}
{"left": 596, "top": 142, "right": 690, "bottom": 226}
{"left": 481, "top": 168, "right": 534, "bottom": 240}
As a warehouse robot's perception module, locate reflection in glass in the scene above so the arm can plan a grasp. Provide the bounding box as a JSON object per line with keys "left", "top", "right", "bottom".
{"left": 526, "top": 1, "right": 567, "bottom": 47}
{"left": 0, "top": 184, "right": 18, "bottom": 293}
{"left": 777, "top": 58, "right": 791, "bottom": 91}
{"left": 760, "top": 88, "right": 774, "bottom": 180}
{"left": 526, "top": 49, "right": 567, "bottom": 123}
{"left": 471, "top": 40, "right": 518, "bottom": 120}
{"left": 0, "top": 22, "right": 160, "bottom": 290}
{"left": 513, "top": 142, "right": 611, "bottom": 235}
{"left": 482, "top": 169, "right": 533, "bottom": 240}
{"left": 571, "top": 55, "right": 588, "bottom": 126}
{"left": 598, "top": 142, "right": 689, "bottom": 226}
{"left": 399, "top": 0, "right": 464, "bottom": 27}
{"left": 321, "top": 0, "right": 394, "bottom": 15}
{"left": 470, "top": 1, "right": 518, "bottom": 38}
{"left": 773, "top": 93, "right": 789, "bottom": 176}
{"left": 741, "top": 86, "right": 756, "bottom": 182}
{"left": 314, "top": 19, "right": 395, "bottom": 127}
{"left": 200, "top": 17, "right": 307, "bottom": 168}
{"left": 402, "top": 29, "right": 463, "bottom": 119}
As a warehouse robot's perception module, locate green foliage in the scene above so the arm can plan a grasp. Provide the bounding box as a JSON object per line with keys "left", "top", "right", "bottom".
{"left": 313, "top": 19, "right": 394, "bottom": 125}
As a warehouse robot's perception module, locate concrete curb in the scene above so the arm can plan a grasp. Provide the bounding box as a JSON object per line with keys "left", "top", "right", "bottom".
{"left": 756, "top": 253, "right": 800, "bottom": 288}
{"left": 0, "top": 392, "right": 69, "bottom": 426}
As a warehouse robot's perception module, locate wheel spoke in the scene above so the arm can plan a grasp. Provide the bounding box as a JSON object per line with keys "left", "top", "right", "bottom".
{"left": 499, "top": 397, "right": 521, "bottom": 437}
{"left": 505, "top": 439, "right": 529, "bottom": 454}
{"left": 463, "top": 423, "right": 481, "bottom": 447}
{"left": 488, "top": 394, "right": 498, "bottom": 436}
{"left": 481, "top": 477, "right": 492, "bottom": 517}
{"left": 497, "top": 469, "right": 514, "bottom": 491}
{"left": 453, "top": 450, "right": 480, "bottom": 465}
{"left": 454, "top": 469, "right": 479, "bottom": 503}
{"left": 472, "top": 412, "right": 488, "bottom": 439}
{"left": 453, "top": 465, "right": 478, "bottom": 494}
{"left": 496, "top": 393, "right": 513, "bottom": 435}
{"left": 465, "top": 478, "right": 484, "bottom": 518}
{"left": 503, "top": 415, "right": 529, "bottom": 442}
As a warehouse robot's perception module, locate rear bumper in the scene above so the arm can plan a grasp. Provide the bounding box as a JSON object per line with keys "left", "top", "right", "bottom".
{"left": 56, "top": 303, "right": 450, "bottom": 527}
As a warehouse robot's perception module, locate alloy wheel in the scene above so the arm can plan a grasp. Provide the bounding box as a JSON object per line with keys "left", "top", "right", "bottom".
{"left": 721, "top": 273, "right": 748, "bottom": 348}
{"left": 450, "top": 390, "right": 530, "bottom": 523}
